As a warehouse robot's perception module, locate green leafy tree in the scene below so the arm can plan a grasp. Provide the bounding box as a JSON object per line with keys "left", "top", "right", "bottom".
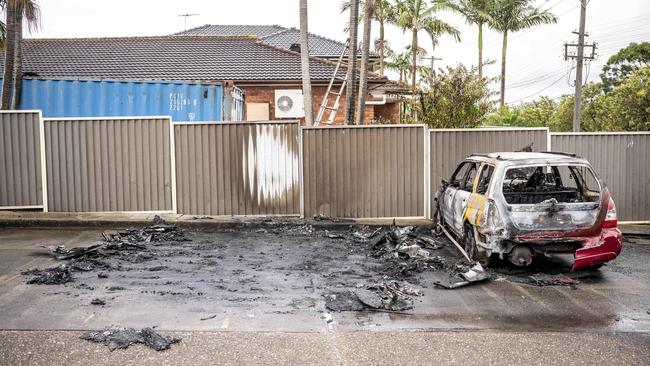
{"left": 486, "top": 97, "right": 556, "bottom": 128}
{"left": 600, "top": 42, "right": 650, "bottom": 92}
{"left": 414, "top": 64, "right": 494, "bottom": 128}
{"left": 607, "top": 66, "right": 650, "bottom": 131}
{"left": 487, "top": 0, "right": 556, "bottom": 107}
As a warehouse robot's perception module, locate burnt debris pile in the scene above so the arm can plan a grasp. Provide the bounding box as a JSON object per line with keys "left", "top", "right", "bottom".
{"left": 22, "top": 265, "right": 73, "bottom": 285}
{"left": 325, "top": 280, "right": 422, "bottom": 312}
{"left": 80, "top": 327, "right": 181, "bottom": 351}
{"left": 360, "top": 224, "right": 446, "bottom": 278}
{"left": 23, "top": 216, "right": 189, "bottom": 285}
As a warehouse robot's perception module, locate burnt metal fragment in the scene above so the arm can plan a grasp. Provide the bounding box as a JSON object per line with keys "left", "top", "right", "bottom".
{"left": 91, "top": 298, "right": 106, "bottom": 305}
{"left": 22, "top": 265, "right": 73, "bottom": 285}
{"left": 80, "top": 327, "right": 180, "bottom": 351}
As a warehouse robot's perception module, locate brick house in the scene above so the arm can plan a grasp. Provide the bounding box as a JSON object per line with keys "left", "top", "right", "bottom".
{"left": 176, "top": 24, "right": 401, "bottom": 124}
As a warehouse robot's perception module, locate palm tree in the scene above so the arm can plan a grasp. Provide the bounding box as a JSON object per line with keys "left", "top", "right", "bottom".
{"left": 1, "top": 1, "right": 17, "bottom": 109}
{"left": 12, "top": 0, "right": 39, "bottom": 109}
{"left": 1, "top": 0, "right": 40, "bottom": 110}
{"left": 384, "top": 48, "right": 412, "bottom": 83}
{"left": 395, "top": 0, "right": 459, "bottom": 89}
{"left": 450, "top": 0, "right": 492, "bottom": 78}
{"left": 341, "top": 0, "right": 396, "bottom": 76}
{"left": 344, "top": 0, "right": 360, "bottom": 125}
{"left": 299, "top": 0, "right": 313, "bottom": 125}
{"left": 355, "top": 0, "right": 374, "bottom": 125}
{"left": 488, "top": 0, "right": 556, "bottom": 106}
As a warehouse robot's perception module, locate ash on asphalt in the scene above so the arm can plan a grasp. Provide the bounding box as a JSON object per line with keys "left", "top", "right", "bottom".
{"left": 21, "top": 217, "right": 602, "bottom": 318}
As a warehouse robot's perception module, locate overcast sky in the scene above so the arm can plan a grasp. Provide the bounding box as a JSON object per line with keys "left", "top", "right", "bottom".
{"left": 32, "top": 0, "right": 650, "bottom": 104}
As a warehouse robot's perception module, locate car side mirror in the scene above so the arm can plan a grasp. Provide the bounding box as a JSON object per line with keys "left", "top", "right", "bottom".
{"left": 441, "top": 179, "right": 449, "bottom": 186}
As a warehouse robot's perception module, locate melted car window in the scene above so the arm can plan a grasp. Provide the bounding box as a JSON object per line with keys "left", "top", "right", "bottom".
{"left": 476, "top": 165, "right": 494, "bottom": 194}
{"left": 462, "top": 164, "right": 478, "bottom": 192}
{"left": 502, "top": 165, "right": 601, "bottom": 204}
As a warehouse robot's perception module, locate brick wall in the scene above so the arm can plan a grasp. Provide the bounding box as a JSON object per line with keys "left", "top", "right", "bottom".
{"left": 240, "top": 85, "right": 399, "bottom": 125}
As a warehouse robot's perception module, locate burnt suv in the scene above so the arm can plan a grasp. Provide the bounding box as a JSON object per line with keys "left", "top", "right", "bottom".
{"left": 434, "top": 152, "right": 622, "bottom": 270}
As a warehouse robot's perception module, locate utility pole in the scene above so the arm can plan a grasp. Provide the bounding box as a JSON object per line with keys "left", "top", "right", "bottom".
{"left": 178, "top": 13, "right": 199, "bottom": 31}
{"left": 572, "top": 0, "right": 587, "bottom": 132}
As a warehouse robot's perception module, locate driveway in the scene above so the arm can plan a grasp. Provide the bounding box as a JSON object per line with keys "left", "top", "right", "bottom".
{"left": 0, "top": 220, "right": 649, "bottom": 365}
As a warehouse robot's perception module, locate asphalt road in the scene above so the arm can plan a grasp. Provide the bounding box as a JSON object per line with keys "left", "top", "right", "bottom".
{"left": 1, "top": 223, "right": 649, "bottom": 365}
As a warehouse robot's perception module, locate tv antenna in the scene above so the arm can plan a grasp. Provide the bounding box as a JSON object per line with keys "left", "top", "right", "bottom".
{"left": 178, "top": 13, "right": 199, "bottom": 31}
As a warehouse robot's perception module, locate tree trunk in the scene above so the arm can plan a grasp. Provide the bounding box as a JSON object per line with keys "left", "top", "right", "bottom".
{"left": 499, "top": 30, "right": 508, "bottom": 107}
{"left": 477, "top": 22, "right": 483, "bottom": 79}
{"left": 344, "top": 0, "right": 359, "bottom": 125}
{"left": 355, "top": 0, "right": 373, "bottom": 125}
{"left": 2, "top": 1, "right": 17, "bottom": 110}
{"left": 411, "top": 29, "right": 417, "bottom": 90}
{"left": 379, "top": 22, "right": 385, "bottom": 76}
{"left": 12, "top": 11, "right": 23, "bottom": 109}
{"left": 299, "top": 0, "right": 313, "bottom": 126}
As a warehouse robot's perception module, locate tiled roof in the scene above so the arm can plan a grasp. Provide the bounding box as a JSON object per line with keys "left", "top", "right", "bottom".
{"left": 261, "top": 28, "right": 346, "bottom": 57}
{"left": 176, "top": 24, "right": 348, "bottom": 57}
{"left": 174, "top": 24, "right": 286, "bottom": 38}
{"left": 5, "top": 36, "right": 384, "bottom": 83}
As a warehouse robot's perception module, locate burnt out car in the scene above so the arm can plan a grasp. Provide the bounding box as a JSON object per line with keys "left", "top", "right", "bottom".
{"left": 434, "top": 152, "right": 622, "bottom": 270}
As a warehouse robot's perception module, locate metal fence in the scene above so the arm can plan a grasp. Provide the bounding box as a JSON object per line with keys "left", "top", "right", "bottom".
{"left": 302, "top": 125, "right": 427, "bottom": 218}
{"left": 2, "top": 109, "right": 649, "bottom": 222}
{"left": 551, "top": 132, "right": 650, "bottom": 222}
{"left": 43, "top": 116, "right": 174, "bottom": 212}
{"left": 0, "top": 111, "right": 45, "bottom": 210}
{"left": 174, "top": 121, "right": 300, "bottom": 216}
{"left": 429, "top": 128, "right": 549, "bottom": 192}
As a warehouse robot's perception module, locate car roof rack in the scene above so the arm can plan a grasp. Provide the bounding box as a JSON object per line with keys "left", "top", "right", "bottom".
{"left": 467, "top": 153, "right": 503, "bottom": 160}
{"left": 539, "top": 151, "right": 579, "bottom": 158}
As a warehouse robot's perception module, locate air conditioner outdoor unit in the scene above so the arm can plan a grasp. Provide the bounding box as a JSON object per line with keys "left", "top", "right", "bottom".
{"left": 274, "top": 89, "right": 305, "bottom": 118}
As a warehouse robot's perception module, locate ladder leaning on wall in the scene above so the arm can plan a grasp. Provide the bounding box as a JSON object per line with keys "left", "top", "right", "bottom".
{"left": 314, "top": 40, "right": 350, "bottom": 126}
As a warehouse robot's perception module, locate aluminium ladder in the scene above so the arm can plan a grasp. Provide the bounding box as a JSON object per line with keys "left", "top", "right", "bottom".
{"left": 315, "top": 40, "right": 350, "bottom": 126}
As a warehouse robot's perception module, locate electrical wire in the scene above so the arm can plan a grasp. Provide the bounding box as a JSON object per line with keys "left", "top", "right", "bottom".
{"left": 508, "top": 69, "right": 573, "bottom": 104}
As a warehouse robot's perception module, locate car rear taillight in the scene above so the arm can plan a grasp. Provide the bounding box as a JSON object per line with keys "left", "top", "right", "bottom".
{"left": 603, "top": 198, "right": 617, "bottom": 229}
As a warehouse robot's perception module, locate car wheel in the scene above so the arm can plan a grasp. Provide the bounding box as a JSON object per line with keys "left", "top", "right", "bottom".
{"left": 463, "top": 224, "right": 491, "bottom": 266}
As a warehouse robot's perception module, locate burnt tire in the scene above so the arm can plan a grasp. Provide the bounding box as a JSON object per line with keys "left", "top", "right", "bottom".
{"left": 463, "top": 224, "right": 491, "bottom": 266}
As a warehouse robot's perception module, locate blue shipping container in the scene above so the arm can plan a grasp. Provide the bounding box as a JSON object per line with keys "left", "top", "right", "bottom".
{"left": 18, "top": 78, "right": 224, "bottom": 121}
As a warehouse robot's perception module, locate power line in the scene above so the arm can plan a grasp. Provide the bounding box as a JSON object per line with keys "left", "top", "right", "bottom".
{"left": 507, "top": 70, "right": 572, "bottom": 104}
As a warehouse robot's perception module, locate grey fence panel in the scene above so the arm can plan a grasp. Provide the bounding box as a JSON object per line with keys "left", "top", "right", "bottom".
{"left": 430, "top": 128, "right": 549, "bottom": 191}
{"left": 551, "top": 133, "right": 650, "bottom": 222}
{"left": 302, "top": 125, "right": 426, "bottom": 218}
{"left": 174, "top": 121, "right": 300, "bottom": 216}
{"left": 0, "top": 111, "right": 44, "bottom": 209}
{"left": 44, "top": 117, "right": 173, "bottom": 212}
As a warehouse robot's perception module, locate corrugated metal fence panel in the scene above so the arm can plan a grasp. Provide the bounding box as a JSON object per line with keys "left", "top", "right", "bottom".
{"left": 430, "top": 128, "right": 548, "bottom": 190}
{"left": 174, "top": 121, "right": 300, "bottom": 216}
{"left": 21, "top": 78, "right": 223, "bottom": 122}
{"left": 551, "top": 133, "right": 650, "bottom": 222}
{"left": 44, "top": 117, "right": 173, "bottom": 212}
{"left": 302, "top": 126, "right": 425, "bottom": 218}
{"left": 0, "top": 111, "right": 43, "bottom": 208}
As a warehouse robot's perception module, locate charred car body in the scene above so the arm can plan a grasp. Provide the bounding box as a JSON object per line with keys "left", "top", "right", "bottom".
{"left": 434, "top": 152, "right": 622, "bottom": 270}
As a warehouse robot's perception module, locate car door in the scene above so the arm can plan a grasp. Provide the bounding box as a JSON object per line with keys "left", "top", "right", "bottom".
{"left": 442, "top": 162, "right": 474, "bottom": 236}
{"left": 450, "top": 162, "right": 478, "bottom": 234}
{"left": 465, "top": 164, "right": 495, "bottom": 226}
